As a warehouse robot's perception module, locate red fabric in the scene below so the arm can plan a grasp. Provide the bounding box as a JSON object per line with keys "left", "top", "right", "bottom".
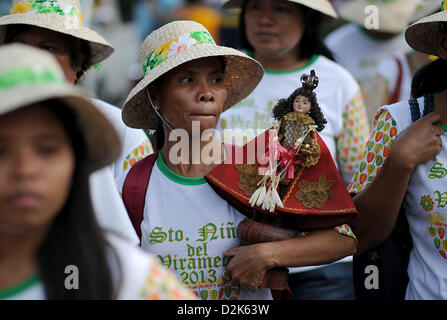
{"left": 388, "top": 57, "right": 403, "bottom": 105}
{"left": 205, "top": 129, "right": 358, "bottom": 231}
{"left": 271, "top": 285, "right": 294, "bottom": 300}
{"left": 122, "top": 152, "right": 158, "bottom": 243}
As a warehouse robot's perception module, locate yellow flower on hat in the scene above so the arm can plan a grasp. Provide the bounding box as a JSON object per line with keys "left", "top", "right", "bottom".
{"left": 443, "top": 0, "right": 447, "bottom": 11}
{"left": 12, "top": 1, "right": 33, "bottom": 14}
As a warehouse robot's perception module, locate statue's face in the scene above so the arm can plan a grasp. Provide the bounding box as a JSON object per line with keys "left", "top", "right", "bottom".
{"left": 293, "top": 95, "right": 311, "bottom": 113}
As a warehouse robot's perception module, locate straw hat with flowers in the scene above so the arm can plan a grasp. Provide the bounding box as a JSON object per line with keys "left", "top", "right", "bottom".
{"left": 0, "top": 0, "right": 114, "bottom": 68}
{"left": 122, "top": 20, "right": 264, "bottom": 130}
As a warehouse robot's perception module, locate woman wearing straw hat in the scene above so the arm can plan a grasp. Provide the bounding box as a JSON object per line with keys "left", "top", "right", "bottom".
{"left": 218, "top": 0, "right": 369, "bottom": 300}
{"left": 0, "top": 43, "right": 194, "bottom": 300}
{"left": 325, "top": 0, "right": 436, "bottom": 125}
{"left": 0, "top": 0, "right": 154, "bottom": 244}
{"left": 116, "top": 20, "right": 357, "bottom": 300}
{"left": 349, "top": 5, "right": 447, "bottom": 299}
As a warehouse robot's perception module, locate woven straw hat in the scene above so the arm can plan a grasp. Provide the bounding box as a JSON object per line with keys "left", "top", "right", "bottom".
{"left": 122, "top": 20, "right": 264, "bottom": 130}
{"left": 338, "top": 0, "right": 420, "bottom": 33}
{"left": 221, "top": 0, "right": 338, "bottom": 18}
{"left": 405, "top": 3, "right": 447, "bottom": 56}
{"left": 0, "top": 43, "right": 120, "bottom": 171}
{"left": 0, "top": 0, "right": 114, "bottom": 68}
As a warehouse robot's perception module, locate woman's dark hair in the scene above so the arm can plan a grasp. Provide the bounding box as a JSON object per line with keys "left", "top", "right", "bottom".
{"left": 272, "top": 85, "right": 327, "bottom": 132}
{"left": 411, "top": 25, "right": 447, "bottom": 99}
{"left": 411, "top": 58, "right": 447, "bottom": 98}
{"left": 4, "top": 25, "right": 92, "bottom": 84}
{"left": 239, "top": 1, "right": 334, "bottom": 61}
{"left": 37, "top": 100, "right": 119, "bottom": 299}
{"left": 72, "top": 39, "right": 92, "bottom": 84}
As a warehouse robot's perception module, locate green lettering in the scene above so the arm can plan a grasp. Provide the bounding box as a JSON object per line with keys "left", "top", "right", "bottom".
{"left": 187, "top": 258, "right": 196, "bottom": 270}
{"left": 186, "top": 244, "right": 195, "bottom": 257}
{"left": 434, "top": 190, "right": 447, "bottom": 208}
{"left": 429, "top": 162, "right": 447, "bottom": 179}
{"left": 226, "top": 222, "right": 235, "bottom": 239}
{"left": 168, "top": 228, "right": 174, "bottom": 242}
{"left": 179, "top": 258, "right": 187, "bottom": 270}
{"left": 158, "top": 254, "right": 171, "bottom": 268}
{"left": 213, "top": 256, "right": 221, "bottom": 268}
{"left": 149, "top": 227, "right": 167, "bottom": 244}
{"left": 197, "top": 223, "right": 218, "bottom": 242}
{"left": 175, "top": 230, "right": 183, "bottom": 241}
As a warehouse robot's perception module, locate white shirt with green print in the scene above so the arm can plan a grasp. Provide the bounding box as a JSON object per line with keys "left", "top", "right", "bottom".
{"left": 116, "top": 153, "right": 273, "bottom": 300}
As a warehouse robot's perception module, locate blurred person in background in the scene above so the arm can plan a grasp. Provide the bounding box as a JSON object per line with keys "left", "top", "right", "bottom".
{"left": 348, "top": 5, "right": 447, "bottom": 299}
{"left": 0, "top": 0, "right": 153, "bottom": 245}
{"left": 217, "top": 0, "right": 370, "bottom": 300}
{"left": 325, "top": 0, "right": 440, "bottom": 125}
{"left": 171, "top": 0, "right": 222, "bottom": 43}
{"left": 0, "top": 43, "right": 194, "bottom": 300}
{"left": 132, "top": 0, "right": 184, "bottom": 42}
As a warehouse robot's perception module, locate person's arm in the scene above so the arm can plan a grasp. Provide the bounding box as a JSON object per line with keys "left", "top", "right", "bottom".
{"left": 223, "top": 228, "right": 356, "bottom": 291}
{"left": 352, "top": 111, "right": 443, "bottom": 254}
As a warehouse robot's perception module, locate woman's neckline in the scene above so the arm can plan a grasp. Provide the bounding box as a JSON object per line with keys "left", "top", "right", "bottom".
{"left": 246, "top": 51, "right": 320, "bottom": 74}
{"left": 0, "top": 273, "right": 40, "bottom": 299}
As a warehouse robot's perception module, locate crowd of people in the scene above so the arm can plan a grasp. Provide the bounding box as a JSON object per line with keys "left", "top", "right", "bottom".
{"left": 0, "top": 0, "right": 446, "bottom": 301}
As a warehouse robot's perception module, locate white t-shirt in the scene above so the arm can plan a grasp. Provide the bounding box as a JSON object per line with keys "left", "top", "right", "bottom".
{"left": 88, "top": 99, "right": 154, "bottom": 245}
{"left": 116, "top": 153, "right": 273, "bottom": 300}
{"left": 90, "top": 98, "right": 153, "bottom": 178}
{"left": 218, "top": 54, "right": 369, "bottom": 186}
{"left": 0, "top": 233, "right": 195, "bottom": 300}
{"left": 324, "top": 23, "right": 411, "bottom": 124}
{"left": 382, "top": 99, "right": 447, "bottom": 300}
{"left": 349, "top": 96, "right": 447, "bottom": 299}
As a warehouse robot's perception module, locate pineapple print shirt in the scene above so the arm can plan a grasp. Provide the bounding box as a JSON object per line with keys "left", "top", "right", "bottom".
{"left": 348, "top": 96, "right": 447, "bottom": 299}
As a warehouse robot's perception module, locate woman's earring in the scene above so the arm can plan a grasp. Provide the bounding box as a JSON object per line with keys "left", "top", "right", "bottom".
{"left": 76, "top": 70, "right": 86, "bottom": 83}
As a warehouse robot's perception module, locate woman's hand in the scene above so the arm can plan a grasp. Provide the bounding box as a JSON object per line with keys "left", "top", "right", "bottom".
{"left": 388, "top": 112, "right": 443, "bottom": 172}
{"left": 353, "top": 112, "right": 443, "bottom": 253}
{"left": 222, "top": 243, "right": 276, "bottom": 292}
{"left": 221, "top": 229, "right": 356, "bottom": 291}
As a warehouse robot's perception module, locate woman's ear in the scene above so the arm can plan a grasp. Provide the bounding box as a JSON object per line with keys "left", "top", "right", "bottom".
{"left": 148, "top": 84, "right": 160, "bottom": 109}
{"left": 438, "top": 32, "right": 447, "bottom": 60}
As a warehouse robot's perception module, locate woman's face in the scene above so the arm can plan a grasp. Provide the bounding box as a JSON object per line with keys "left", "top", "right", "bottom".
{"left": 244, "top": 0, "right": 305, "bottom": 57}
{"left": 151, "top": 56, "right": 228, "bottom": 135}
{"left": 0, "top": 104, "right": 75, "bottom": 234}
{"left": 9, "top": 25, "right": 78, "bottom": 83}
{"left": 293, "top": 95, "right": 311, "bottom": 113}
